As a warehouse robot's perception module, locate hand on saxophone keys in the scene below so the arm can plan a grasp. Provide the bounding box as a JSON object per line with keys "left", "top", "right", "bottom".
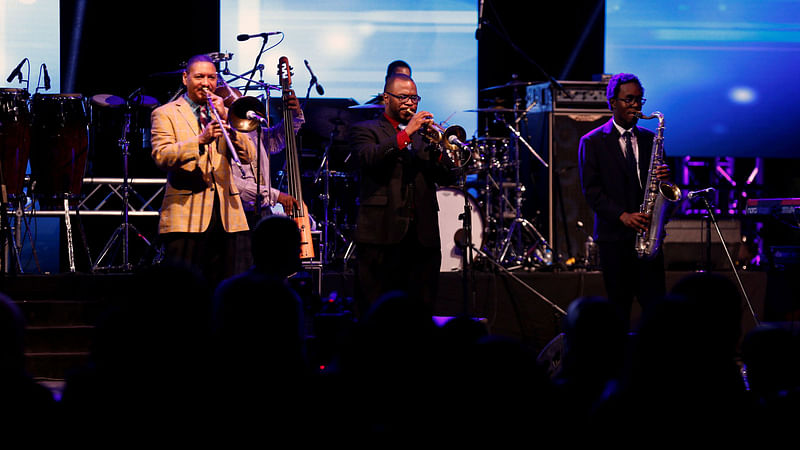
{"left": 654, "top": 163, "right": 670, "bottom": 181}
{"left": 620, "top": 211, "right": 650, "bottom": 233}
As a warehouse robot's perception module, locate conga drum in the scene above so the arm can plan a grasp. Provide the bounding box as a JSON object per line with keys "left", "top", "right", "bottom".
{"left": 30, "top": 93, "right": 89, "bottom": 208}
{"left": 0, "top": 88, "right": 31, "bottom": 201}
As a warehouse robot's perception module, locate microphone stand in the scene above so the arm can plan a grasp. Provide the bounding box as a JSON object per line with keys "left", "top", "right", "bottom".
{"left": 468, "top": 242, "right": 566, "bottom": 317}
{"left": 696, "top": 195, "right": 760, "bottom": 325}
{"left": 242, "top": 38, "right": 269, "bottom": 96}
{"left": 453, "top": 153, "right": 475, "bottom": 317}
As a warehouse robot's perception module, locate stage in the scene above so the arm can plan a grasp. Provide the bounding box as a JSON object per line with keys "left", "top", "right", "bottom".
{"left": 2, "top": 266, "right": 779, "bottom": 382}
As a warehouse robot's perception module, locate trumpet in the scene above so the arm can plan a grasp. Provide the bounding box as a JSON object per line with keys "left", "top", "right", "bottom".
{"left": 203, "top": 87, "right": 246, "bottom": 177}
{"left": 419, "top": 122, "right": 470, "bottom": 166}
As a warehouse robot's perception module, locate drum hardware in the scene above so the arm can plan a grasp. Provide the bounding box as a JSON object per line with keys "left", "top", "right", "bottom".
{"left": 468, "top": 81, "right": 553, "bottom": 269}
{"left": 92, "top": 91, "right": 155, "bottom": 273}
{"left": 478, "top": 80, "right": 536, "bottom": 93}
{"left": 0, "top": 160, "right": 23, "bottom": 274}
{"left": 312, "top": 128, "right": 353, "bottom": 266}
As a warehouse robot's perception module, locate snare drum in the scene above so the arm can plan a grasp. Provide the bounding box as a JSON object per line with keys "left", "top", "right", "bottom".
{"left": 0, "top": 88, "right": 31, "bottom": 199}
{"left": 30, "top": 93, "right": 89, "bottom": 207}
{"left": 437, "top": 187, "right": 485, "bottom": 272}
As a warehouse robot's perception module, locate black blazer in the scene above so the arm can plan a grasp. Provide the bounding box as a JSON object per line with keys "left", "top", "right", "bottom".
{"left": 578, "top": 119, "right": 656, "bottom": 243}
{"left": 350, "top": 115, "right": 456, "bottom": 247}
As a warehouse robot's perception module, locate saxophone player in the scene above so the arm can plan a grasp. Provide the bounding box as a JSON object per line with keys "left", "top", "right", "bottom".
{"left": 578, "top": 73, "right": 671, "bottom": 330}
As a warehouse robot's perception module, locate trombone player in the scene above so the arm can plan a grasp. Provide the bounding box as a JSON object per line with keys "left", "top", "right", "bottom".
{"left": 349, "top": 73, "right": 456, "bottom": 315}
{"left": 151, "top": 53, "right": 256, "bottom": 287}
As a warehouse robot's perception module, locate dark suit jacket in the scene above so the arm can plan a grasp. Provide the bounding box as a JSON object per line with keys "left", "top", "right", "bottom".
{"left": 578, "top": 119, "right": 656, "bottom": 242}
{"left": 350, "top": 115, "right": 456, "bottom": 247}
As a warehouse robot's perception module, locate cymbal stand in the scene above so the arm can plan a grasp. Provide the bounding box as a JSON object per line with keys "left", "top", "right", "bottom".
{"left": 494, "top": 101, "right": 528, "bottom": 267}
{"left": 496, "top": 93, "right": 550, "bottom": 269}
{"left": 92, "top": 99, "right": 152, "bottom": 272}
{"left": 313, "top": 129, "right": 350, "bottom": 265}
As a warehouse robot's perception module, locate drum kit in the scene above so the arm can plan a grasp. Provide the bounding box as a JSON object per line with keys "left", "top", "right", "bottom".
{"left": 434, "top": 79, "right": 555, "bottom": 273}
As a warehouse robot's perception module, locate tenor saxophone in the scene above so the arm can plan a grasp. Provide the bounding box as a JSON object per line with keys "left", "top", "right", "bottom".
{"left": 635, "top": 111, "right": 682, "bottom": 260}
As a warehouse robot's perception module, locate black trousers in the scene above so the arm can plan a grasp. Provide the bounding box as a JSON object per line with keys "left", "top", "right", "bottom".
{"left": 355, "top": 222, "right": 441, "bottom": 317}
{"left": 160, "top": 197, "right": 244, "bottom": 289}
{"left": 598, "top": 238, "right": 666, "bottom": 329}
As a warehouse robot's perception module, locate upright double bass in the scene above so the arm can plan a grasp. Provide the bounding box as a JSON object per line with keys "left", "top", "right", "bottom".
{"left": 278, "top": 56, "right": 316, "bottom": 260}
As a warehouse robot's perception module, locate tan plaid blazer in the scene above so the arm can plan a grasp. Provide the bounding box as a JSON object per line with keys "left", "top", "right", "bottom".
{"left": 151, "top": 96, "right": 255, "bottom": 234}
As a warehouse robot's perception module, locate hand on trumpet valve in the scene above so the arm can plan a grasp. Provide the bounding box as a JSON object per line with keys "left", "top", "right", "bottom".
{"left": 405, "top": 110, "right": 434, "bottom": 136}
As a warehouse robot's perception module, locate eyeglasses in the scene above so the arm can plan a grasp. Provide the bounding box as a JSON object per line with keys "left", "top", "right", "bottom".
{"left": 384, "top": 91, "right": 422, "bottom": 103}
{"left": 615, "top": 96, "right": 646, "bottom": 106}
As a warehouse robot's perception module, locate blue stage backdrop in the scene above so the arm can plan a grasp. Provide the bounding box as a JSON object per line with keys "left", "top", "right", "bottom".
{"left": 219, "top": 0, "right": 479, "bottom": 139}
{"left": 1, "top": 0, "right": 60, "bottom": 93}
{"left": 605, "top": 0, "right": 800, "bottom": 159}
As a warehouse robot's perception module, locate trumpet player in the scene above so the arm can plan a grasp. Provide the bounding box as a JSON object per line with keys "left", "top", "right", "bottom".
{"left": 578, "top": 72, "right": 670, "bottom": 330}
{"left": 151, "top": 54, "right": 257, "bottom": 287}
{"left": 349, "top": 72, "right": 456, "bottom": 315}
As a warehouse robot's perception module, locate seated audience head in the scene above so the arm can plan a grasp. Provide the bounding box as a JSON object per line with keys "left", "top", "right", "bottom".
{"left": 251, "top": 215, "right": 302, "bottom": 278}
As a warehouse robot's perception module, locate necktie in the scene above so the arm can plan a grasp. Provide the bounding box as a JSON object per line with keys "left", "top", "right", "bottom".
{"left": 198, "top": 106, "right": 210, "bottom": 127}
{"left": 623, "top": 131, "right": 640, "bottom": 188}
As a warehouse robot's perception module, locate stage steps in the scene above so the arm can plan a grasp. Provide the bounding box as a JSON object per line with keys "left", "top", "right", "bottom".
{"left": 3, "top": 274, "right": 129, "bottom": 381}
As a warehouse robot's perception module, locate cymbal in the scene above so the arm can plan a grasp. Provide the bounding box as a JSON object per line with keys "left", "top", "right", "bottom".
{"left": 464, "top": 107, "right": 527, "bottom": 113}
{"left": 90, "top": 94, "right": 125, "bottom": 108}
{"left": 348, "top": 104, "right": 384, "bottom": 109}
{"left": 480, "top": 80, "right": 536, "bottom": 92}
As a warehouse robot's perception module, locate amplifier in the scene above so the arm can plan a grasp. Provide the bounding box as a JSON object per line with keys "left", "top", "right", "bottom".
{"left": 527, "top": 81, "right": 609, "bottom": 113}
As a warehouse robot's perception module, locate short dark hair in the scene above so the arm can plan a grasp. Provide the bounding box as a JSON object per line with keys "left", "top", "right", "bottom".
{"left": 383, "top": 73, "right": 414, "bottom": 93}
{"left": 386, "top": 60, "right": 411, "bottom": 80}
{"left": 606, "top": 72, "right": 644, "bottom": 110}
{"left": 184, "top": 54, "right": 214, "bottom": 73}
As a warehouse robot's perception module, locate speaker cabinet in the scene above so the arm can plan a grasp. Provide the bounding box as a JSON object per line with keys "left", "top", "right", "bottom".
{"left": 662, "top": 218, "right": 743, "bottom": 271}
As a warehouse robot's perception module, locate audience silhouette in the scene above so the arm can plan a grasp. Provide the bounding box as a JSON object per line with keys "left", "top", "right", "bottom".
{"left": 10, "top": 236, "right": 800, "bottom": 444}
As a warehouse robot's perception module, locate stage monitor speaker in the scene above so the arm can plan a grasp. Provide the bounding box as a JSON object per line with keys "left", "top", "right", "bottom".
{"left": 662, "top": 218, "right": 743, "bottom": 271}
{"left": 523, "top": 107, "right": 611, "bottom": 263}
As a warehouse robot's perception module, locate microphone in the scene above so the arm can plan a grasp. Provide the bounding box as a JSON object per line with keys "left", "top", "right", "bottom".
{"left": 237, "top": 31, "right": 281, "bottom": 41}
{"left": 687, "top": 187, "right": 716, "bottom": 200}
{"left": 304, "top": 59, "right": 324, "bottom": 95}
{"left": 42, "top": 64, "right": 51, "bottom": 91}
{"left": 246, "top": 110, "right": 269, "bottom": 125}
{"left": 447, "top": 134, "right": 468, "bottom": 147}
{"left": 6, "top": 58, "right": 26, "bottom": 83}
